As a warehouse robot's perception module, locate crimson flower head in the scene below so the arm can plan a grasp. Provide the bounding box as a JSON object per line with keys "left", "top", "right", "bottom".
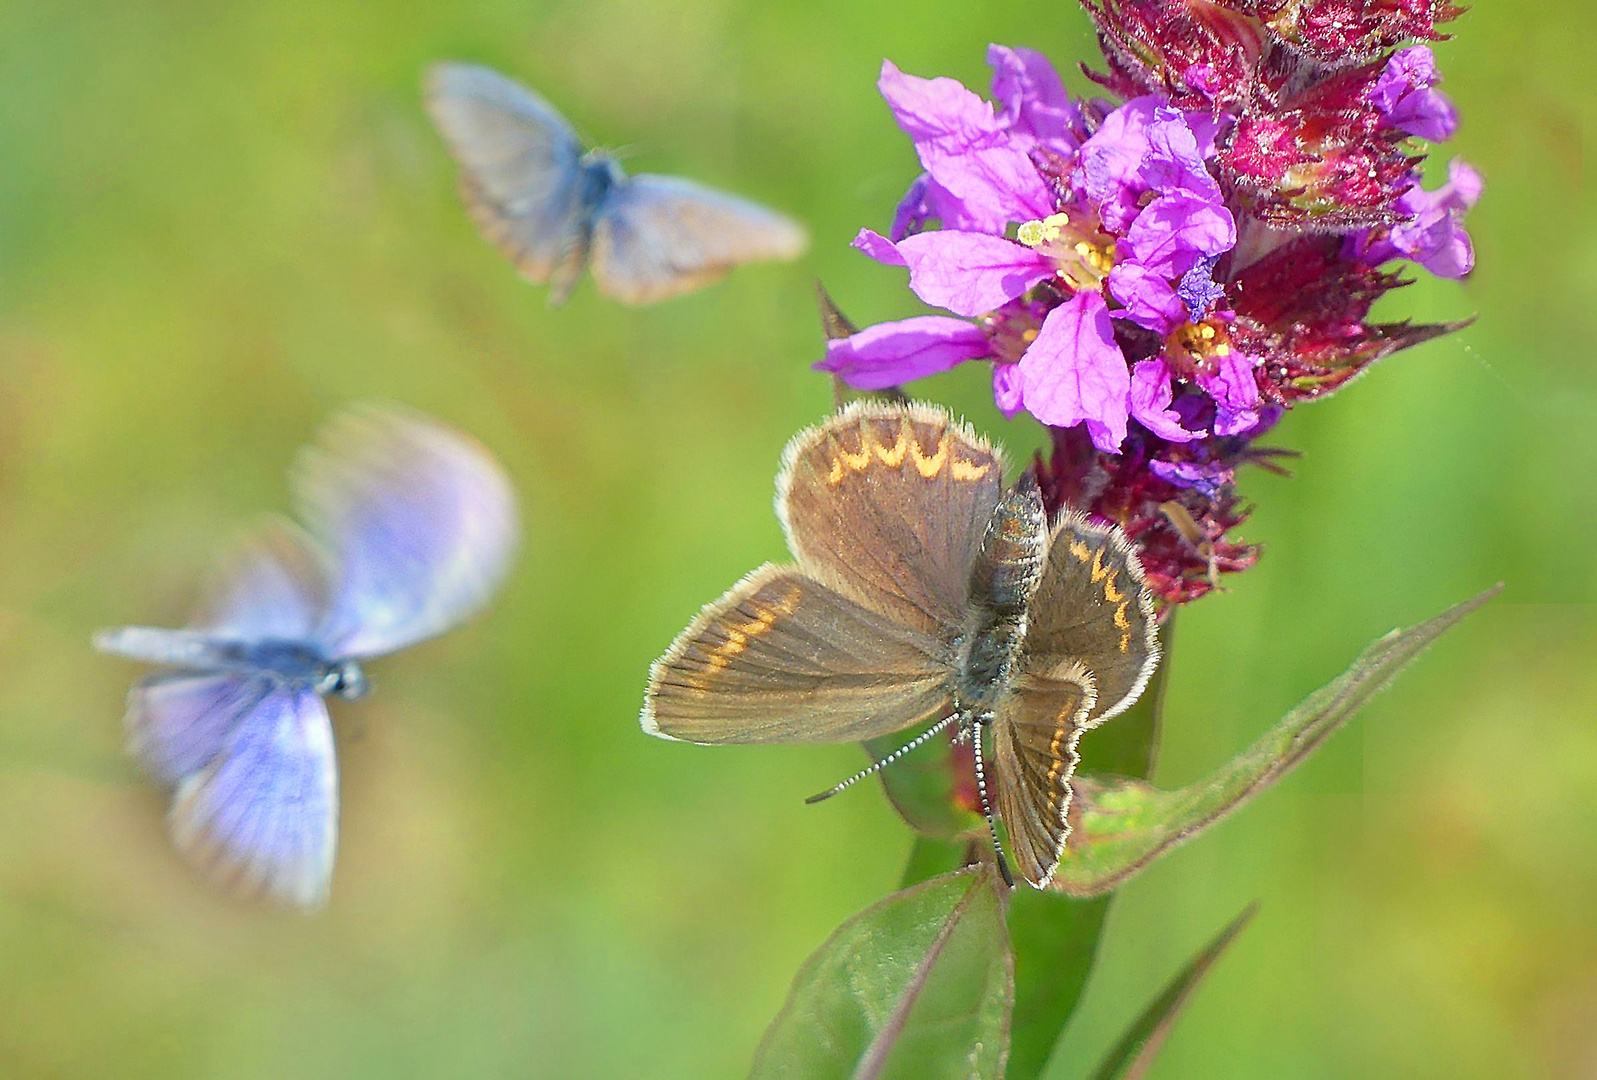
{"left": 815, "top": 4, "right": 1476, "bottom": 605}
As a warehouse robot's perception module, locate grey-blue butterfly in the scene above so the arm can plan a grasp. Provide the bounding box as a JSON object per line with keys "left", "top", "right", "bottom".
{"left": 425, "top": 62, "right": 809, "bottom": 305}
{"left": 95, "top": 406, "right": 519, "bottom": 908}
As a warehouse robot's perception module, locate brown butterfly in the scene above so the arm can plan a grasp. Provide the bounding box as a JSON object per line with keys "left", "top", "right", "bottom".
{"left": 641, "top": 402, "right": 1160, "bottom": 888}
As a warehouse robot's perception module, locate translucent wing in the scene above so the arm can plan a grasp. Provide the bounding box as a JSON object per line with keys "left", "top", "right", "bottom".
{"left": 296, "top": 404, "right": 519, "bottom": 659}
{"left": 425, "top": 62, "right": 593, "bottom": 301}
{"left": 169, "top": 684, "right": 338, "bottom": 909}
{"left": 990, "top": 663, "right": 1097, "bottom": 888}
{"left": 94, "top": 626, "right": 239, "bottom": 669}
{"left": 194, "top": 519, "right": 329, "bottom": 641}
{"left": 776, "top": 401, "right": 1005, "bottom": 639}
{"left": 590, "top": 174, "right": 807, "bottom": 304}
{"left": 121, "top": 672, "right": 275, "bottom": 786}
{"left": 94, "top": 522, "right": 326, "bottom": 670}
{"left": 1025, "top": 510, "right": 1161, "bottom": 725}
{"left": 643, "top": 564, "right": 952, "bottom": 744}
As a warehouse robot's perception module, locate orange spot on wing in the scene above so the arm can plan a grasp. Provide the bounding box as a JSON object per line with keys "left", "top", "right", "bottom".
{"left": 950, "top": 457, "right": 991, "bottom": 481}
{"left": 839, "top": 443, "right": 872, "bottom": 472}
{"left": 1113, "top": 599, "right": 1133, "bottom": 653}
{"left": 910, "top": 432, "right": 950, "bottom": 478}
{"left": 701, "top": 586, "right": 803, "bottom": 677}
{"left": 1090, "top": 546, "right": 1115, "bottom": 584}
{"left": 874, "top": 425, "right": 909, "bottom": 467}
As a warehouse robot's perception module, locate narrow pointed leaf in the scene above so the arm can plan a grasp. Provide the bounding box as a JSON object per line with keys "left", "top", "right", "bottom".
{"left": 1002, "top": 613, "right": 1175, "bottom": 1080}
{"left": 1052, "top": 585, "right": 1501, "bottom": 896}
{"left": 818, "top": 279, "right": 908, "bottom": 408}
{"left": 817, "top": 279, "right": 862, "bottom": 340}
{"left": 750, "top": 866, "right": 1013, "bottom": 1080}
{"left": 1089, "top": 904, "right": 1257, "bottom": 1080}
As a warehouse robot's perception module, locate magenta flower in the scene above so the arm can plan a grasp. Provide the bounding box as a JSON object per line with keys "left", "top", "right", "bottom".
{"left": 875, "top": 59, "right": 1054, "bottom": 235}
{"left": 818, "top": 316, "right": 989, "bottom": 391}
{"left": 1371, "top": 46, "right": 1459, "bottom": 142}
{"left": 1352, "top": 158, "right": 1483, "bottom": 279}
{"left": 818, "top": 8, "right": 1479, "bottom": 604}
{"left": 820, "top": 64, "right": 1249, "bottom": 453}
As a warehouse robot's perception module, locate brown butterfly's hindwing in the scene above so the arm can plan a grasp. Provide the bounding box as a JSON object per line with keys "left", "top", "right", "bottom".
{"left": 990, "top": 663, "right": 1097, "bottom": 887}
{"left": 1024, "top": 510, "right": 1161, "bottom": 726}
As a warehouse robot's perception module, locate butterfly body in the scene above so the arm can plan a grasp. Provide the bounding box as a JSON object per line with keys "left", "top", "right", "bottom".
{"left": 643, "top": 402, "right": 1160, "bottom": 888}
{"left": 97, "top": 407, "right": 518, "bottom": 908}
{"left": 91, "top": 625, "right": 368, "bottom": 698}
{"left": 426, "top": 62, "right": 808, "bottom": 305}
{"left": 954, "top": 481, "right": 1050, "bottom": 713}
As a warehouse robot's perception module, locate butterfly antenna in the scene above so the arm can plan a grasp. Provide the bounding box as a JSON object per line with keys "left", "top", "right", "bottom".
{"left": 804, "top": 714, "right": 956, "bottom": 805}
{"left": 971, "top": 715, "right": 1015, "bottom": 889}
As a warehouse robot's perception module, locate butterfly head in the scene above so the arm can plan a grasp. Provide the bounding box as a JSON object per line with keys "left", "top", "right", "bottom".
{"left": 578, "top": 150, "right": 626, "bottom": 192}
{"left": 322, "top": 659, "right": 369, "bottom": 701}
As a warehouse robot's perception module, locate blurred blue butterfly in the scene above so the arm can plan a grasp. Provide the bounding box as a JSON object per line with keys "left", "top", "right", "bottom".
{"left": 95, "top": 406, "right": 519, "bottom": 909}
{"left": 425, "top": 62, "right": 809, "bottom": 305}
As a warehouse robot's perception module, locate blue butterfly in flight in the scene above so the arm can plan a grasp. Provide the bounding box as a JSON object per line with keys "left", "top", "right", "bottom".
{"left": 95, "top": 406, "right": 519, "bottom": 909}
{"left": 425, "top": 62, "right": 809, "bottom": 305}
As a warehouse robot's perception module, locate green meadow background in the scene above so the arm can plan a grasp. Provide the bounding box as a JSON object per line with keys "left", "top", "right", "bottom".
{"left": 1, "top": 1, "right": 1592, "bottom": 1077}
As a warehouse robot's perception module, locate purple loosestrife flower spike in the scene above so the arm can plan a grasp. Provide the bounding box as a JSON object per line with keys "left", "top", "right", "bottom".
{"left": 822, "top": 10, "right": 1478, "bottom": 603}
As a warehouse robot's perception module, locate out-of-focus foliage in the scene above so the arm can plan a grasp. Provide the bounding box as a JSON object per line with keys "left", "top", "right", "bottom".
{"left": 1053, "top": 586, "right": 1501, "bottom": 897}
{"left": 1087, "top": 905, "right": 1255, "bottom": 1080}
{"left": 0, "top": 1, "right": 1592, "bottom": 1079}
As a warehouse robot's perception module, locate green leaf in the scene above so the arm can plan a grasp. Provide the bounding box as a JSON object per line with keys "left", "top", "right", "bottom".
{"left": 868, "top": 730, "right": 979, "bottom": 839}
{"left": 1002, "top": 612, "right": 1175, "bottom": 1080}
{"left": 749, "top": 867, "right": 1013, "bottom": 1080}
{"left": 1088, "top": 904, "right": 1257, "bottom": 1080}
{"left": 1052, "top": 584, "right": 1501, "bottom": 897}
{"left": 900, "top": 835, "right": 969, "bottom": 889}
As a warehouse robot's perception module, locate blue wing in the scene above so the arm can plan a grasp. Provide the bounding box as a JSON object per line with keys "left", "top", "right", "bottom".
{"left": 425, "top": 62, "right": 593, "bottom": 303}
{"left": 296, "top": 404, "right": 519, "bottom": 659}
{"left": 590, "top": 174, "right": 808, "bottom": 304}
{"left": 193, "top": 520, "right": 329, "bottom": 641}
{"left": 121, "top": 671, "right": 275, "bottom": 786}
{"left": 168, "top": 683, "right": 338, "bottom": 909}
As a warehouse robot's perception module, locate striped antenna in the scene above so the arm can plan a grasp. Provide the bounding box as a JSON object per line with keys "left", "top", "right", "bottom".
{"left": 804, "top": 713, "right": 958, "bottom": 805}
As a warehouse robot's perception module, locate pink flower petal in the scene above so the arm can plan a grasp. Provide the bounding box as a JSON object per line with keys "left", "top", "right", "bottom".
{"left": 1017, "top": 291, "right": 1130, "bottom": 452}
{"left": 1124, "top": 191, "right": 1237, "bottom": 277}
{"left": 987, "top": 44, "right": 1081, "bottom": 153}
{"left": 992, "top": 363, "right": 1024, "bottom": 417}
{"left": 816, "top": 316, "right": 991, "bottom": 391}
{"left": 896, "top": 230, "right": 1053, "bottom": 317}
{"left": 1108, "top": 264, "right": 1185, "bottom": 334}
{"left": 852, "top": 228, "right": 907, "bottom": 267}
{"left": 1128, "top": 360, "right": 1199, "bottom": 442}
{"left": 878, "top": 59, "right": 1054, "bottom": 234}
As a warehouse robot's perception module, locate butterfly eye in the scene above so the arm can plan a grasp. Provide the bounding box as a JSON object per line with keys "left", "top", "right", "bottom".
{"left": 330, "top": 661, "right": 368, "bottom": 701}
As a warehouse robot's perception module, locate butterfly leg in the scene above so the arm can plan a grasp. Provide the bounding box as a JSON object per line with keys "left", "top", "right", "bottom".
{"left": 971, "top": 711, "right": 1015, "bottom": 889}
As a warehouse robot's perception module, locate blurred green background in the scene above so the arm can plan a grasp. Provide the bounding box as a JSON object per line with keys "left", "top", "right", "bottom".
{"left": 1, "top": 1, "right": 1592, "bottom": 1077}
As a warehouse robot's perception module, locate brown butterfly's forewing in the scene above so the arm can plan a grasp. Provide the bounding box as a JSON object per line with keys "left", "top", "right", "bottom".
{"left": 777, "top": 401, "right": 1005, "bottom": 639}
{"left": 990, "top": 664, "right": 1097, "bottom": 887}
{"left": 642, "top": 564, "right": 952, "bottom": 745}
{"left": 1024, "top": 510, "right": 1161, "bottom": 726}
